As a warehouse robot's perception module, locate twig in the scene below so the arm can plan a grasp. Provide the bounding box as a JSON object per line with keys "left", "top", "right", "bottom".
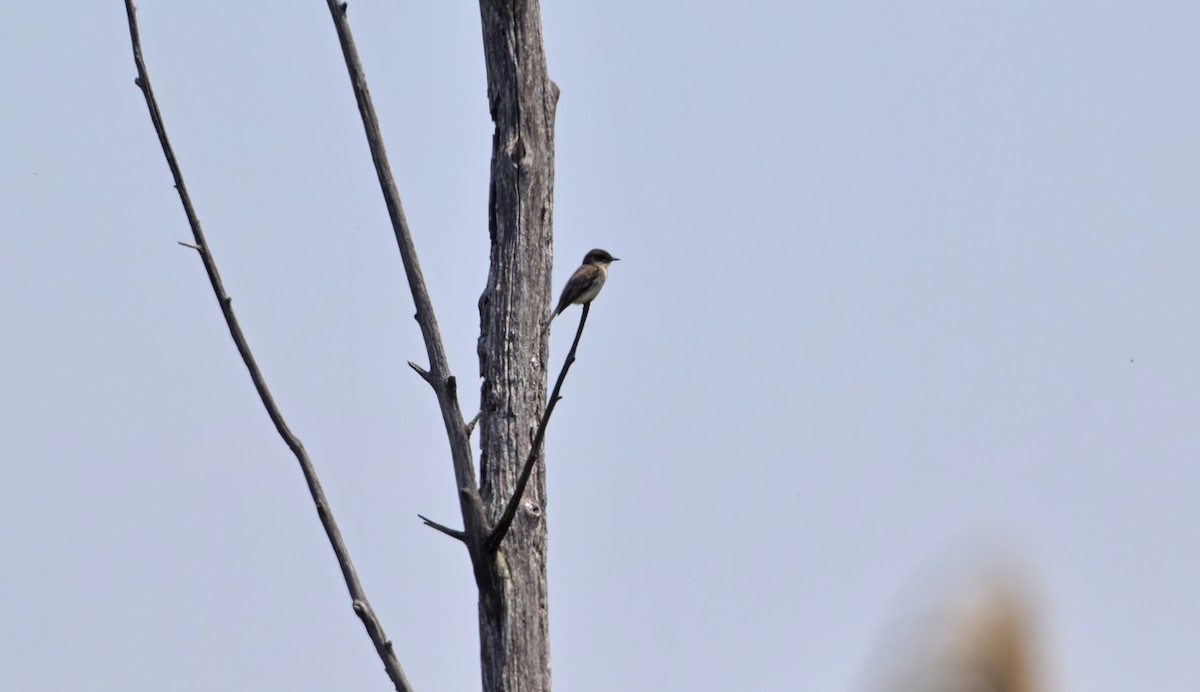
{"left": 418, "top": 514, "right": 467, "bottom": 542}
{"left": 464, "top": 412, "right": 481, "bottom": 438}
{"left": 407, "top": 361, "right": 437, "bottom": 388}
{"left": 487, "top": 303, "right": 590, "bottom": 552}
{"left": 123, "top": 4, "right": 412, "bottom": 691}
{"left": 322, "top": 0, "right": 485, "bottom": 546}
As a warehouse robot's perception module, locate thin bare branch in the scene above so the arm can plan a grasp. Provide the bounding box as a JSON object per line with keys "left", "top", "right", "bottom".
{"left": 487, "top": 303, "right": 590, "bottom": 552}
{"left": 418, "top": 514, "right": 467, "bottom": 542}
{"left": 177, "top": 241, "right": 202, "bottom": 251}
{"left": 465, "top": 412, "right": 481, "bottom": 438}
{"left": 123, "top": 4, "right": 412, "bottom": 691}
{"left": 322, "top": 0, "right": 486, "bottom": 545}
{"left": 407, "top": 360, "right": 436, "bottom": 388}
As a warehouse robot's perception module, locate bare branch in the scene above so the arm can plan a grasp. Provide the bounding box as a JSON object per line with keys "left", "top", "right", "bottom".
{"left": 123, "top": 4, "right": 412, "bottom": 691}
{"left": 407, "top": 360, "right": 436, "bottom": 388}
{"left": 177, "top": 241, "right": 202, "bottom": 251}
{"left": 465, "top": 412, "right": 481, "bottom": 438}
{"left": 322, "top": 0, "right": 485, "bottom": 544}
{"left": 487, "top": 303, "right": 590, "bottom": 552}
{"left": 417, "top": 514, "right": 467, "bottom": 542}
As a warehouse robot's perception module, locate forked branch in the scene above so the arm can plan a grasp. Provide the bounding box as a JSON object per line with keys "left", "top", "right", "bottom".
{"left": 418, "top": 514, "right": 467, "bottom": 542}
{"left": 123, "top": 4, "right": 412, "bottom": 691}
{"left": 321, "top": 0, "right": 486, "bottom": 545}
{"left": 487, "top": 304, "right": 591, "bottom": 552}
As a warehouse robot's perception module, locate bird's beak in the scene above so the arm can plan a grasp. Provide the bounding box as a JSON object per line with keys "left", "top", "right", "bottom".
{"left": 611, "top": 257, "right": 621, "bottom": 262}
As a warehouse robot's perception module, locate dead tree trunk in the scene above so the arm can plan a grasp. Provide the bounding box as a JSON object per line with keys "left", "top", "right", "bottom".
{"left": 475, "top": 2, "right": 559, "bottom": 690}
{"left": 127, "top": 1, "right": 563, "bottom": 689}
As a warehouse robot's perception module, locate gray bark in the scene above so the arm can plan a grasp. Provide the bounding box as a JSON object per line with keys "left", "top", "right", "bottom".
{"left": 475, "top": 1, "right": 559, "bottom": 690}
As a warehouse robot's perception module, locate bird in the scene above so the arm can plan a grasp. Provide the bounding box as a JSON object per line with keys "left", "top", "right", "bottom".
{"left": 547, "top": 248, "right": 619, "bottom": 327}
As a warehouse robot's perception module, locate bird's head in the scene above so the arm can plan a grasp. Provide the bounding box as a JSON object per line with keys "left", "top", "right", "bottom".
{"left": 583, "top": 248, "right": 619, "bottom": 266}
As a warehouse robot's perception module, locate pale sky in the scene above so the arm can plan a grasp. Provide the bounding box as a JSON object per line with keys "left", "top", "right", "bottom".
{"left": 3, "top": 2, "right": 1199, "bottom": 691}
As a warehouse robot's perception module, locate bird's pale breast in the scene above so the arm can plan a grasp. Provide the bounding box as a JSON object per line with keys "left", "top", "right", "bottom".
{"left": 573, "top": 266, "right": 606, "bottom": 304}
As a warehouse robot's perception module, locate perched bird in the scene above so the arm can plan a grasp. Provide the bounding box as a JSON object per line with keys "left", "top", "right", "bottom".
{"left": 548, "top": 248, "right": 619, "bottom": 326}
